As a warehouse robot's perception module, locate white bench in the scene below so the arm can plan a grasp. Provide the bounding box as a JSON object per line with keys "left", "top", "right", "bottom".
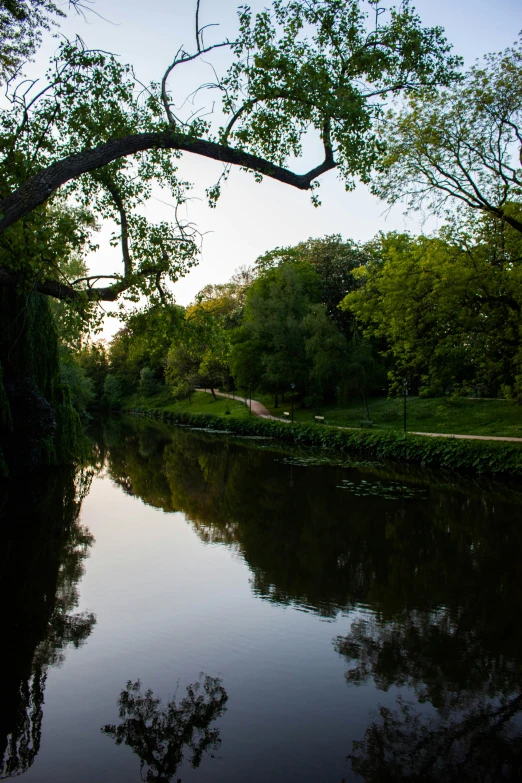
{"left": 283, "top": 411, "right": 290, "bottom": 417}
{"left": 314, "top": 416, "right": 325, "bottom": 423}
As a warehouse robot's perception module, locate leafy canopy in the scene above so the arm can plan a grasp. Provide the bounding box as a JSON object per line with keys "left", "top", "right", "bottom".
{"left": 0, "top": 0, "right": 461, "bottom": 327}
{"left": 374, "top": 38, "right": 522, "bottom": 233}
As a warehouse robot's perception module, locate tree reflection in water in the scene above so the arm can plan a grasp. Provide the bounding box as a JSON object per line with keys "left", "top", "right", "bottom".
{"left": 0, "top": 467, "right": 96, "bottom": 778}
{"left": 335, "top": 610, "right": 522, "bottom": 780}
{"left": 102, "top": 675, "right": 228, "bottom": 782}
{"left": 348, "top": 694, "right": 522, "bottom": 781}
{"left": 102, "top": 416, "right": 522, "bottom": 781}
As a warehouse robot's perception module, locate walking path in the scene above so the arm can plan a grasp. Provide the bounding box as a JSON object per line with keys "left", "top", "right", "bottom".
{"left": 196, "top": 389, "right": 522, "bottom": 443}
{"left": 196, "top": 388, "right": 283, "bottom": 420}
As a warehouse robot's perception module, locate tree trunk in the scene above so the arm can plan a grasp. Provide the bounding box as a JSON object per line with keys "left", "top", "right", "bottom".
{"left": 274, "top": 394, "right": 279, "bottom": 408}
{"left": 210, "top": 387, "right": 217, "bottom": 401}
{"left": 361, "top": 390, "right": 371, "bottom": 421}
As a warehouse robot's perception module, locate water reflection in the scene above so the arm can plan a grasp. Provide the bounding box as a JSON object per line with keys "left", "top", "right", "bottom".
{"left": 0, "top": 468, "right": 96, "bottom": 777}
{"left": 334, "top": 600, "right": 522, "bottom": 779}
{"left": 349, "top": 694, "right": 522, "bottom": 781}
{"left": 104, "top": 416, "right": 522, "bottom": 619}
{"left": 102, "top": 675, "right": 228, "bottom": 782}
{"left": 102, "top": 416, "right": 522, "bottom": 780}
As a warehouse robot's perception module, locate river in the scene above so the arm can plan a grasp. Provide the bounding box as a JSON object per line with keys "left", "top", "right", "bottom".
{"left": 2, "top": 414, "right": 522, "bottom": 781}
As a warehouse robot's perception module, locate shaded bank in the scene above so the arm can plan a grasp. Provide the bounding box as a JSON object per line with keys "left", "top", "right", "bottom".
{"left": 0, "top": 289, "right": 86, "bottom": 477}
{"left": 128, "top": 407, "right": 522, "bottom": 475}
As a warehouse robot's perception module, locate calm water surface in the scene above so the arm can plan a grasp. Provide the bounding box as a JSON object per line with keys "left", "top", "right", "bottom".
{"left": 2, "top": 415, "right": 522, "bottom": 781}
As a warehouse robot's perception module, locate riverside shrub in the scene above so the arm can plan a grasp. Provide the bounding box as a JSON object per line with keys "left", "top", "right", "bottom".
{"left": 127, "top": 408, "right": 522, "bottom": 476}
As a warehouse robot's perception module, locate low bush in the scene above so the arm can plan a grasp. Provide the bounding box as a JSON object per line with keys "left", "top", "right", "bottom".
{"left": 127, "top": 408, "right": 522, "bottom": 476}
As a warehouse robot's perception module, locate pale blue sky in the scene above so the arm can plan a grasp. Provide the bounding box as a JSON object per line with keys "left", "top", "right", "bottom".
{"left": 33, "top": 0, "right": 522, "bottom": 330}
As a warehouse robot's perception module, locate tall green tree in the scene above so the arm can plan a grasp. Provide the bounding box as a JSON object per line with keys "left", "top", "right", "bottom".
{"left": 255, "top": 235, "right": 367, "bottom": 334}
{"left": 0, "top": 0, "right": 461, "bottom": 469}
{"left": 0, "top": 0, "right": 461, "bottom": 300}
{"left": 342, "top": 219, "right": 522, "bottom": 396}
{"left": 236, "top": 263, "right": 320, "bottom": 400}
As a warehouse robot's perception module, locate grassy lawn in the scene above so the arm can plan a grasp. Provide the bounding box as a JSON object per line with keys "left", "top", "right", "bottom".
{"left": 251, "top": 392, "right": 522, "bottom": 438}
{"left": 125, "top": 387, "right": 522, "bottom": 438}
{"left": 123, "top": 388, "right": 251, "bottom": 420}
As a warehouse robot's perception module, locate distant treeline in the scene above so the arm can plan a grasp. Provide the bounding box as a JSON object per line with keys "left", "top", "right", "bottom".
{"left": 67, "top": 211, "right": 522, "bottom": 416}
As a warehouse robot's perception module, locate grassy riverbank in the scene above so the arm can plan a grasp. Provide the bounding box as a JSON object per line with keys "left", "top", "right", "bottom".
{"left": 126, "top": 389, "right": 522, "bottom": 438}
{"left": 123, "top": 388, "right": 251, "bottom": 419}
{"left": 126, "top": 406, "right": 522, "bottom": 476}
{"left": 253, "top": 393, "right": 522, "bottom": 438}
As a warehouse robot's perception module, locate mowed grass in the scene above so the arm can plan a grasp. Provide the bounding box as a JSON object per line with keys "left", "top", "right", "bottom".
{"left": 252, "top": 392, "right": 522, "bottom": 438}
{"left": 123, "top": 387, "right": 251, "bottom": 419}
{"left": 125, "top": 387, "right": 522, "bottom": 438}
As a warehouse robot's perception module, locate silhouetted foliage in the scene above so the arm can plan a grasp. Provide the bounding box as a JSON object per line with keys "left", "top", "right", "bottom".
{"left": 0, "top": 466, "right": 96, "bottom": 777}
{"left": 102, "top": 675, "right": 228, "bottom": 782}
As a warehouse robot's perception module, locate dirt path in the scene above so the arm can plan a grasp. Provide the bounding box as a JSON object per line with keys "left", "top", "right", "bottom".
{"left": 196, "top": 388, "right": 285, "bottom": 420}
{"left": 407, "top": 430, "right": 522, "bottom": 442}
{"left": 196, "top": 389, "right": 522, "bottom": 443}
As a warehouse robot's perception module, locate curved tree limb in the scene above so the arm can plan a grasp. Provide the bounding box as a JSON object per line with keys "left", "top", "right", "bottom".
{"left": 0, "top": 262, "right": 166, "bottom": 301}
{"left": 0, "top": 130, "right": 337, "bottom": 234}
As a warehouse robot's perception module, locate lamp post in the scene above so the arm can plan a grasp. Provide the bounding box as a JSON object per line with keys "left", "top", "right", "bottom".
{"left": 290, "top": 383, "right": 295, "bottom": 422}
{"left": 402, "top": 377, "right": 408, "bottom": 434}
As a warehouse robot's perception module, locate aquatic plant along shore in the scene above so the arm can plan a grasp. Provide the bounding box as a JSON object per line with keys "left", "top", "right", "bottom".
{"left": 127, "top": 408, "right": 522, "bottom": 476}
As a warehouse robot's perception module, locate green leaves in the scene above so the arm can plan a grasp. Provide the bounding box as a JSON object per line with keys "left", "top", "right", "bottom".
{"left": 373, "top": 38, "right": 522, "bottom": 230}
{"left": 342, "top": 220, "right": 522, "bottom": 396}
{"left": 220, "top": 0, "right": 461, "bottom": 189}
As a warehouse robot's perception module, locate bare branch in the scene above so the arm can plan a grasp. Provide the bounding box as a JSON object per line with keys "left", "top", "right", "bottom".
{"left": 196, "top": 0, "right": 201, "bottom": 53}
{"left": 161, "top": 41, "right": 233, "bottom": 127}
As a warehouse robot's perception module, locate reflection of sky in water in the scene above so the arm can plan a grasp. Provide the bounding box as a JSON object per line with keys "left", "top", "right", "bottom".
{"left": 22, "top": 476, "right": 396, "bottom": 782}
{"left": 14, "top": 422, "right": 522, "bottom": 782}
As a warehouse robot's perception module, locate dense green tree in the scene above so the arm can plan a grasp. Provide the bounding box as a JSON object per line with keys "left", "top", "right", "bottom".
{"left": 237, "top": 263, "right": 321, "bottom": 400}
{"left": 342, "top": 219, "right": 522, "bottom": 396}
{"left": 255, "top": 235, "right": 367, "bottom": 334}
{"left": 108, "top": 305, "right": 184, "bottom": 394}
{"left": 59, "top": 347, "right": 94, "bottom": 419}
{"left": 76, "top": 342, "right": 109, "bottom": 404}
{"left": 166, "top": 291, "right": 235, "bottom": 401}
{"left": 228, "top": 328, "right": 264, "bottom": 398}
{"left": 0, "top": 288, "right": 86, "bottom": 475}
{"left": 138, "top": 367, "right": 158, "bottom": 398}
{"left": 102, "top": 374, "right": 123, "bottom": 411}
{"left": 230, "top": 249, "right": 382, "bottom": 409}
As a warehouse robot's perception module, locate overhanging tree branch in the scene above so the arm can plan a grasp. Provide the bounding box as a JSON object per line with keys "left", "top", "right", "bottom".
{"left": 0, "top": 130, "right": 337, "bottom": 234}
{"left": 0, "top": 261, "right": 167, "bottom": 301}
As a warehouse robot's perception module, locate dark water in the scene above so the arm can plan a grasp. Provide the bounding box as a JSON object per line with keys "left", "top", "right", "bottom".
{"left": 2, "top": 415, "right": 522, "bottom": 782}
